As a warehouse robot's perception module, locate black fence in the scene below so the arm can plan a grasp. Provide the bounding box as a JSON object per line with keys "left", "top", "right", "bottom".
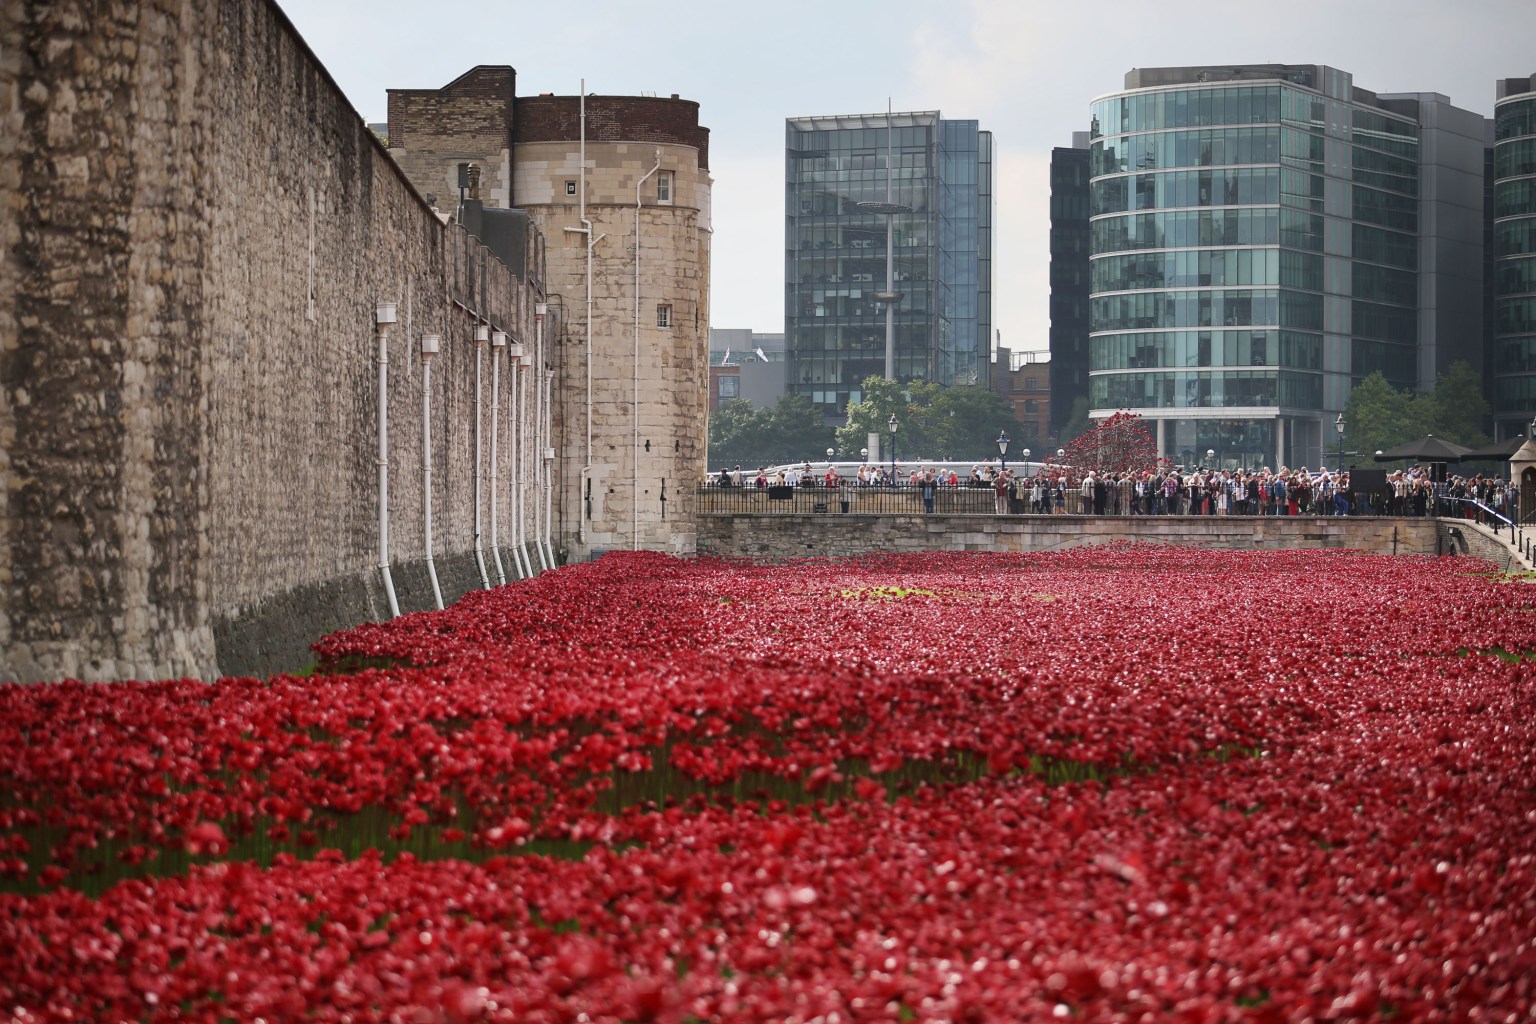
{"left": 699, "top": 484, "right": 1034, "bottom": 516}
{"left": 698, "top": 485, "right": 1524, "bottom": 523}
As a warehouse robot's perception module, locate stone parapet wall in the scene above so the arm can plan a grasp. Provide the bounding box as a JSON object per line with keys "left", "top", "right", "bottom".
{"left": 387, "top": 66, "right": 516, "bottom": 212}
{"left": 514, "top": 95, "right": 709, "bottom": 169}
{"left": 1, "top": 0, "right": 545, "bottom": 682}
{"left": 698, "top": 514, "right": 1457, "bottom": 562}
{"left": 1438, "top": 519, "right": 1533, "bottom": 572}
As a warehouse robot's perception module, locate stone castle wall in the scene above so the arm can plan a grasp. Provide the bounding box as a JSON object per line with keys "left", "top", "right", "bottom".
{"left": 387, "top": 67, "right": 516, "bottom": 210}
{"left": 1, "top": 0, "right": 543, "bottom": 682}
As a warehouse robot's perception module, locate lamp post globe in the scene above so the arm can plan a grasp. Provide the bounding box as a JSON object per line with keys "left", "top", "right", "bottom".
{"left": 1335, "top": 413, "right": 1346, "bottom": 475}
{"left": 860, "top": 447, "right": 869, "bottom": 463}
{"left": 1206, "top": 448, "right": 1215, "bottom": 470}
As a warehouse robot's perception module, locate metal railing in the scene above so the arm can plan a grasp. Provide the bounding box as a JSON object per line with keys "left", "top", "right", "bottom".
{"left": 696, "top": 486, "right": 1532, "bottom": 540}
{"left": 698, "top": 483, "right": 1019, "bottom": 516}
{"left": 1447, "top": 497, "right": 1535, "bottom": 567}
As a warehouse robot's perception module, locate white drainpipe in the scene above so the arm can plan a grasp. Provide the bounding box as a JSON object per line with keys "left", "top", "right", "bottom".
{"left": 634, "top": 149, "right": 662, "bottom": 551}
{"left": 375, "top": 302, "right": 401, "bottom": 618}
{"left": 517, "top": 346, "right": 535, "bottom": 575}
{"left": 533, "top": 302, "right": 550, "bottom": 571}
{"left": 420, "top": 334, "right": 444, "bottom": 610}
{"left": 543, "top": 367, "right": 556, "bottom": 568}
{"left": 489, "top": 329, "right": 507, "bottom": 585}
{"left": 561, "top": 82, "right": 606, "bottom": 547}
{"left": 472, "top": 323, "right": 490, "bottom": 589}
{"left": 508, "top": 337, "right": 528, "bottom": 579}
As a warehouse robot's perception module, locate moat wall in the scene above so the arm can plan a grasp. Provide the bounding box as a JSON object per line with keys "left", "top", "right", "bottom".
{"left": 698, "top": 514, "right": 1524, "bottom": 569}
{"left": 1, "top": 0, "right": 544, "bottom": 682}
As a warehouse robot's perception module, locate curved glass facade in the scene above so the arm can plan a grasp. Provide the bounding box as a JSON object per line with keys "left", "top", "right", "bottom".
{"left": 1494, "top": 85, "right": 1536, "bottom": 432}
{"left": 1083, "top": 65, "right": 1468, "bottom": 470}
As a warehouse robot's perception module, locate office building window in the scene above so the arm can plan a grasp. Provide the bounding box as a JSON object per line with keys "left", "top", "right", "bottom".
{"left": 657, "top": 304, "right": 672, "bottom": 328}
{"left": 718, "top": 376, "right": 739, "bottom": 398}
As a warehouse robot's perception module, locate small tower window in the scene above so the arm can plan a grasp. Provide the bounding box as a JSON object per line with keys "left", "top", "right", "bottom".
{"left": 657, "top": 171, "right": 673, "bottom": 204}
{"left": 656, "top": 304, "right": 673, "bottom": 328}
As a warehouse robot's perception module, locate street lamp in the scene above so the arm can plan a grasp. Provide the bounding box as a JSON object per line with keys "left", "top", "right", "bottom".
{"left": 1335, "top": 413, "right": 1346, "bottom": 475}
{"left": 1206, "top": 448, "right": 1215, "bottom": 470}
{"left": 856, "top": 102, "right": 913, "bottom": 383}
{"left": 827, "top": 447, "right": 835, "bottom": 462}
{"left": 1022, "top": 447, "right": 1031, "bottom": 469}
{"left": 888, "top": 414, "right": 899, "bottom": 484}
{"left": 860, "top": 446, "right": 869, "bottom": 463}
{"left": 997, "top": 431, "right": 1010, "bottom": 473}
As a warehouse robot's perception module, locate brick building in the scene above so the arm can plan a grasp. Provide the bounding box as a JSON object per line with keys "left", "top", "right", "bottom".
{"left": 993, "top": 350, "right": 1052, "bottom": 450}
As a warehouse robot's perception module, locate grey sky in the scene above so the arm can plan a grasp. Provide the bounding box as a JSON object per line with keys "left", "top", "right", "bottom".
{"left": 281, "top": 0, "right": 1533, "bottom": 355}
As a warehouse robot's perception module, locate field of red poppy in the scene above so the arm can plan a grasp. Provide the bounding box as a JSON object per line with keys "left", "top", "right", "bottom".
{"left": 2, "top": 546, "right": 1535, "bottom": 1022}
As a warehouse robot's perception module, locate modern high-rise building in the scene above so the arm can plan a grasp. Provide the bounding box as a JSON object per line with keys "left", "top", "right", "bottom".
{"left": 1049, "top": 134, "right": 1092, "bottom": 441}
{"left": 785, "top": 111, "right": 992, "bottom": 421}
{"left": 1493, "top": 73, "right": 1536, "bottom": 438}
{"left": 1086, "top": 65, "right": 1487, "bottom": 469}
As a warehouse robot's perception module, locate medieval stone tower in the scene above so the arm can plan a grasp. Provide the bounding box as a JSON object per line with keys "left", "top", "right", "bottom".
{"left": 388, "top": 69, "right": 711, "bottom": 560}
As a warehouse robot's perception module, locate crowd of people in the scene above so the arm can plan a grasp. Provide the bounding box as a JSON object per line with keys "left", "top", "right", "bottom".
{"left": 712, "top": 461, "right": 1516, "bottom": 523}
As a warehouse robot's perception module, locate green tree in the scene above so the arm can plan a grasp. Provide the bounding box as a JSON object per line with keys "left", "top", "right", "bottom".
{"left": 1344, "top": 364, "right": 1491, "bottom": 458}
{"left": 1429, "top": 361, "right": 1490, "bottom": 447}
{"left": 705, "top": 399, "right": 765, "bottom": 470}
{"left": 706, "top": 396, "right": 833, "bottom": 470}
{"left": 833, "top": 377, "right": 932, "bottom": 461}
{"left": 1344, "top": 372, "right": 1415, "bottom": 456}
{"left": 834, "top": 377, "right": 1023, "bottom": 463}
{"left": 763, "top": 394, "right": 837, "bottom": 463}
{"left": 929, "top": 386, "right": 1026, "bottom": 461}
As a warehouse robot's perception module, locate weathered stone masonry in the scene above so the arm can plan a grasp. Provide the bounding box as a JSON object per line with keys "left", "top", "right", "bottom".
{"left": 1, "top": 0, "right": 548, "bottom": 682}
{"left": 696, "top": 513, "right": 1523, "bottom": 568}
{"left": 388, "top": 76, "right": 711, "bottom": 561}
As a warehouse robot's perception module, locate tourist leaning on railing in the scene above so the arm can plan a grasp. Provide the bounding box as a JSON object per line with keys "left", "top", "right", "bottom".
{"left": 700, "top": 463, "right": 1512, "bottom": 522}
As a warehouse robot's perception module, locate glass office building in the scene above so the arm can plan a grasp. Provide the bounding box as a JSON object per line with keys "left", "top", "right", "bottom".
{"left": 1049, "top": 137, "right": 1092, "bottom": 440}
{"left": 1086, "top": 65, "right": 1486, "bottom": 469}
{"left": 785, "top": 112, "right": 992, "bottom": 420}
{"left": 1494, "top": 74, "right": 1536, "bottom": 437}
